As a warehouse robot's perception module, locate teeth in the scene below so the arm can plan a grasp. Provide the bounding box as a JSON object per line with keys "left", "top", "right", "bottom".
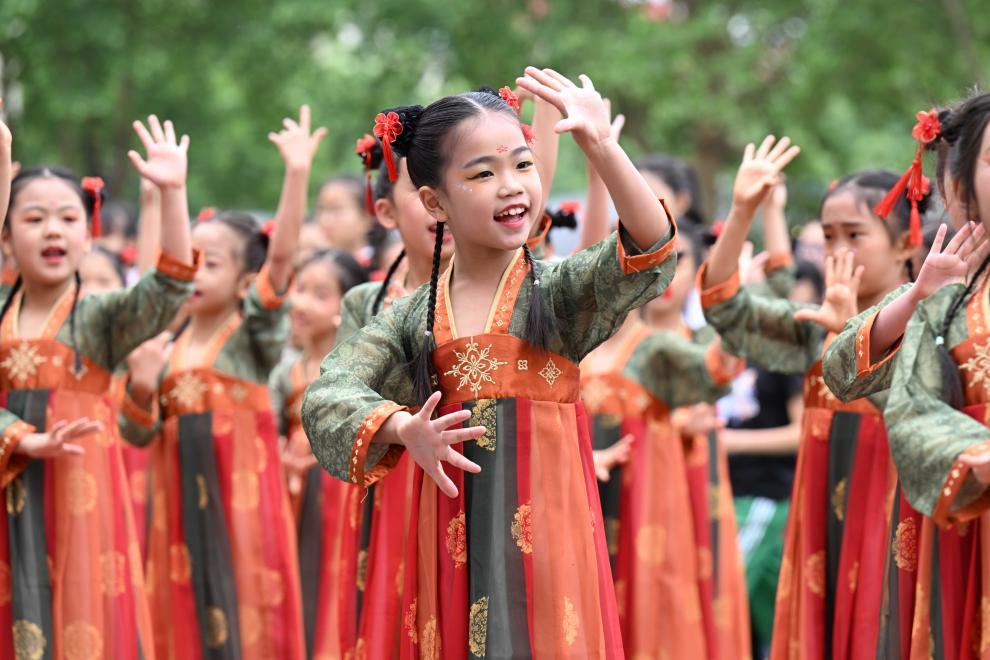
{"left": 497, "top": 207, "right": 525, "bottom": 218}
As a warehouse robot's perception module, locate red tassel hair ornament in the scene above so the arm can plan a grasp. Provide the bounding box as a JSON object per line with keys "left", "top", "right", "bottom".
{"left": 80, "top": 177, "right": 105, "bottom": 237}
{"left": 874, "top": 108, "right": 942, "bottom": 247}
{"left": 373, "top": 112, "right": 403, "bottom": 183}
{"left": 355, "top": 133, "right": 378, "bottom": 215}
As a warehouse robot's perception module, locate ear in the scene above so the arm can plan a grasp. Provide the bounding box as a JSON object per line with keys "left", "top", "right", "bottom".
{"left": 332, "top": 313, "right": 343, "bottom": 328}
{"left": 418, "top": 186, "right": 448, "bottom": 224}
{"left": 237, "top": 272, "right": 256, "bottom": 301}
{"left": 374, "top": 197, "right": 398, "bottom": 231}
{"left": 894, "top": 230, "right": 917, "bottom": 263}
{"left": 674, "top": 191, "right": 693, "bottom": 216}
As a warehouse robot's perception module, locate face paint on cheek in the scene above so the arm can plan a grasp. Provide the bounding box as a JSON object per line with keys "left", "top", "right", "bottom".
{"left": 456, "top": 183, "right": 474, "bottom": 194}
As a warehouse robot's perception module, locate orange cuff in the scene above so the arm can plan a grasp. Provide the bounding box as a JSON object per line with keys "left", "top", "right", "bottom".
{"left": 764, "top": 252, "right": 793, "bottom": 275}
{"left": 933, "top": 441, "right": 990, "bottom": 527}
{"left": 256, "top": 262, "right": 291, "bottom": 310}
{"left": 854, "top": 310, "right": 903, "bottom": 378}
{"left": 348, "top": 402, "right": 408, "bottom": 487}
{"left": 0, "top": 420, "right": 35, "bottom": 488}
{"left": 122, "top": 384, "right": 158, "bottom": 429}
{"left": 526, "top": 212, "right": 552, "bottom": 251}
{"left": 704, "top": 343, "right": 744, "bottom": 386}
{"left": 156, "top": 250, "right": 199, "bottom": 282}
{"left": 697, "top": 262, "right": 741, "bottom": 310}
{"left": 616, "top": 200, "right": 677, "bottom": 275}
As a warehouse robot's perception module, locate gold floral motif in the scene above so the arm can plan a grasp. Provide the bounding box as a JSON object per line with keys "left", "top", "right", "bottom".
{"left": 0, "top": 561, "right": 10, "bottom": 605}
{"left": 635, "top": 525, "right": 666, "bottom": 566}
{"left": 169, "top": 372, "right": 209, "bottom": 410}
{"left": 805, "top": 551, "right": 825, "bottom": 596}
{"left": 404, "top": 599, "right": 418, "bottom": 644}
{"left": 581, "top": 378, "right": 610, "bottom": 411}
{"left": 605, "top": 517, "right": 620, "bottom": 557}
{"left": 539, "top": 358, "right": 562, "bottom": 388}
{"left": 7, "top": 477, "right": 25, "bottom": 515}
{"left": 709, "top": 484, "right": 721, "bottom": 519}
{"left": 472, "top": 400, "right": 497, "bottom": 451}
{"left": 443, "top": 339, "right": 508, "bottom": 395}
{"left": 259, "top": 567, "right": 286, "bottom": 606}
{"left": 129, "top": 470, "right": 148, "bottom": 504}
{"left": 63, "top": 622, "right": 102, "bottom": 660}
{"left": 357, "top": 550, "right": 368, "bottom": 591}
{"left": 12, "top": 619, "right": 45, "bottom": 660}
{"left": 961, "top": 343, "right": 990, "bottom": 398}
{"left": 562, "top": 597, "right": 579, "bottom": 645}
{"left": 511, "top": 504, "right": 533, "bottom": 554}
{"left": 240, "top": 605, "right": 262, "bottom": 646}
{"left": 697, "top": 546, "right": 713, "bottom": 581}
{"left": 196, "top": 474, "right": 208, "bottom": 509}
{"left": 446, "top": 512, "right": 467, "bottom": 567}
{"left": 128, "top": 543, "right": 143, "bottom": 592}
{"left": 517, "top": 360, "right": 528, "bottom": 371}
{"left": 231, "top": 471, "right": 259, "bottom": 510}
{"left": 421, "top": 616, "right": 440, "bottom": 659}
{"left": 893, "top": 518, "right": 918, "bottom": 572}
{"left": 1, "top": 343, "right": 46, "bottom": 384}
{"left": 100, "top": 551, "right": 126, "bottom": 597}
{"left": 205, "top": 607, "right": 229, "bottom": 649}
{"left": 468, "top": 596, "right": 489, "bottom": 657}
{"left": 776, "top": 557, "right": 793, "bottom": 603}
{"left": 169, "top": 544, "right": 191, "bottom": 583}
{"left": 66, "top": 470, "right": 97, "bottom": 515}
{"left": 832, "top": 479, "right": 847, "bottom": 521}
{"left": 848, "top": 560, "right": 860, "bottom": 592}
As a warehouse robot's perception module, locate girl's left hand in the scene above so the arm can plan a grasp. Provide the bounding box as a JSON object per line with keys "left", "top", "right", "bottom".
{"left": 515, "top": 67, "right": 611, "bottom": 151}
{"left": 128, "top": 116, "right": 190, "bottom": 189}
{"left": 794, "top": 249, "right": 863, "bottom": 333}
{"left": 269, "top": 104, "right": 328, "bottom": 172}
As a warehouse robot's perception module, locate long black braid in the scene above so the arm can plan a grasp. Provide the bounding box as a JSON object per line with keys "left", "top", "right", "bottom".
{"left": 521, "top": 243, "right": 557, "bottom": 351}
{"left": 936, "top": 253, "right": 990, "bottom": 408}
{"left": 0, "top": 276, "right": 22, "bottom": 332}
{"left": 411, "top": 223, "right": 445, "bottom": 403}
{"left": 372, "top": 250, "right": 407, "bottom": 316}
{"left": 68, "top": 272, "right": 83, "bottom": 375}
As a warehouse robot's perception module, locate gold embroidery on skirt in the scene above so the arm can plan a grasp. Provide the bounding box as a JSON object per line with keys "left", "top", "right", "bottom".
{"left": 231, "top": 471, "right": 259, "bottom": 510}
{"left": 6, "top": 476, "right": 25, "bottom": 515}
{"left": 404, "top": 599, "right": 418, "bottom": 645}
{"left": 848, "top": 560, "right": 860, "bottom": 593}
{"left": 805, "top": 551, "right": 825, "bottom": 596}
{"left": 635, "top": 525, "right": 666, "bottom": 566}
{"left": 511, "top": 504, "right": 533, "bottom": 554}
{"left": 130, "top": 469, "right": 148, "bottom": 504}
{"left": 66, "top": 469, "right": 97, "bottom": 515}
{"left": 357, "top": 550, "right": 368, "bottom": 591}
{"left": 169, "top": 544, "right": 192, "bottom": 583}
{"left": 468, "top": 596, "right": 489, "bottom": 657}
{"left": 562, "top": 597, "right": 579, "bottom": 645}
{"left": 100, "top": 551, "right": 127, "bottom": 597}
{"left": 259, "top": 567, "right": 286, "bottom": 606}
{"left": 63, "top": 622, "right": 103, "bottom": 660}
{"left": 893, "top": 518, "right": 918, "bottom": 571}
{"left": 421, "top": 616, "right": 440, "bottom": 659}
{"left": 13, "top": 619, "right": 45, "bottom": 660}
{"left": 446, "top": 512, "right": 467, "bottom": 567}
{"left": 205, "top": 607, "right": 229, "bottom": 648}
{"left": 196, "top": 474, "right": 208, "bottom": 509}
{"left": 472, "top": 400, "right": 497, "bottom": 451}
{"left": 240, "top": 605, "right": 262, "bottom": 646}
{"left": 831, "top": 478, "right": 847, "bottom": 522}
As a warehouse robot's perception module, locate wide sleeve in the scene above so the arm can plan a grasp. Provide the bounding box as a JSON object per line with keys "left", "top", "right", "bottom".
{"left": 335, "top": 282, "right": 377, "bottom": 347}
{"left": 884, "top": 288, "right": 990, "bottom": 526}
{"left": 302, "top": 295, "right": 418, "bottom": 487}
{"left": 822, "top": 283, "right": 913, "bottom": 402}
{"left": 242, "top": 262, "right": 291, "bottom": 376}
{"left": 268, "top": 357, "right": 292, "bottom": 437}
{"left": 632, "top": 332, "right": 738, "bottom": 408}
{"left": 76, "top": 252, "right": 197, "bottom": 370}
{"left": 698, "top": 262, "right": 825, "bottom": 375}
{"left": 0, "top": 410, "right": 35, "bottom": 487}
{"left": 544, "top": 206, "right": 678, "bottom": 362}
{"left": 117, "top": 380, "right": 161, "bottom": 447}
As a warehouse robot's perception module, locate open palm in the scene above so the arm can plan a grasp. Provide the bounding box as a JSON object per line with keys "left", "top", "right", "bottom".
{"left": 915, "top": 222, "right": 987, "bottom": 299}
{"left": 516, "top": 67, "right": 610, "bottom": 151}
{"left": 794, "top": 249, "right": 862, "bottom": 333}
{"left": 128, "top": 115, "right": 189, "bottom": 189}
{"left": 733, "top": 136, "right": 800, "bottom": 213}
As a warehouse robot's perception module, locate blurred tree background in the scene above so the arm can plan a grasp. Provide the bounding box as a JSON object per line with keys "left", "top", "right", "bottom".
{"left": 0, "top": 0, "right": 986, "bottom": 231}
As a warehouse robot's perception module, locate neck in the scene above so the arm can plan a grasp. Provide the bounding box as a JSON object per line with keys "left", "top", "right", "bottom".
{"left": 304, "top": 329, "right": 337, "bottom": 363}
{"left": 20, "top": 275, "right": 75, "bottom": 314}
{"left": 646, "top": 304, "right": 683, "bottom": 332}
{"left": 858, "top": 273, "right": 909, "bottom": 313}
{"left": 406, "top": 253, "right": 449, "bottom": 291}
{"left": 450, "top": 242, "right": 517, "bottom": 288}
{"left": 188, "top": 303, "right": 239, "bottom": 343}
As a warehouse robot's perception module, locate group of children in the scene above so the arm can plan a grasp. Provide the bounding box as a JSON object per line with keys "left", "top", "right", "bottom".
{"left": 0, "top": 68, "right": 989, "bottom": 660}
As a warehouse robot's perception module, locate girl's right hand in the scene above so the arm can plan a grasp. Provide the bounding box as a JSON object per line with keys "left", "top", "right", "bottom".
{"left": 268, "top": 104, "right": 328, "bottom": 173}
{"left": 913, "top": 222, "right": 988, "bottom": 300}
{"left": 732, "top": 136, "right": 800, "bottom": 215}
{"left": 392, "top": 392, "right": 486, "bottom": 498}
{"left": 17, "top": 418, "right": 101, "bottom": 458}
{"left": 794, "top": 249, "right": 863, "bottom": 333}
{"left": 128, "top": 116, "right": 190, "bottom": 190}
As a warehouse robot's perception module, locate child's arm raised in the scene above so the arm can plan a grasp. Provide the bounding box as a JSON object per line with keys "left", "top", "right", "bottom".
{"left": 517, "top": 68, "right": 668, "bottom": 248}
{"left": 516, "top": 86, "right": 562, "bottom": 216}
{"left": 0, "top": 99, "right": 11, "bottom": 233}
{"left": 265, "top": 104, "right": 327, "bottom": 293}
{"left": 135, "top": 178, "right": 161, "bottom": 276}
{"left": 577, "top": 100, "right": 624, "bottom": 252}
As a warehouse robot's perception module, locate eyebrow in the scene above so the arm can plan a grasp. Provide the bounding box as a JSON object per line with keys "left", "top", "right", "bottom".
{"left": 462, "top": 146, "right": 531, "bottom": 169}
{"left": 18, "top": 204, "right": 82, "bottom": 213}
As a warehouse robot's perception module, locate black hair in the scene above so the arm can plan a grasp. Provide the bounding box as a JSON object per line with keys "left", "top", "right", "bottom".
{"left": 296, "top": 247, "right": 368, "bottom": 297}
{"left": 386, "top": 89, "right": 556, "bottom": 402}
{"left": 676, "top": 220, "right": 705, "bottom": 271}
{"left": 5, "top": 166, "right": 106, "bottom": 232}
{"left": 821, "top": 169, "right": 932, "bottom": 244}
{"left": 635, "top": 154, "right": 707, "bottom": 226}
{"left": 793, "top": 258, "right": 825, "bottom": 302}
{"left": 205, "top": 211, "right": 269, "bottom": 274}
{"left": 88, "top": 245, "right": 127, "bottom": 288}
{"left": 547, "top": 206, "right": 579, "bottom": 231}
{"left": 372, "top": 250, "right": 406, "bottom": 315}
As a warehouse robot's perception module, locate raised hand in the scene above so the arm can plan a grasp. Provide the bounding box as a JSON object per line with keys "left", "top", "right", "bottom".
{"left": 17, "top": 418, "right": 101, "bottom": 458}
{"left": 732, "top": 136, "right": 801, "bottom": 214}
{"left": 593, "top": 433, "right": 633, "bottom": 482}
{"left": 0, "top": 98, "right": 10, "bottom": 165}
{"left": 392, "top": 392, "right": 486, "bottom": 498}
{"left": 604, "top": 98, "right": 625, "bottom": 143}
{"left": 515, "top": 67, "right": 611, "bottom": 152}
{"left": 128, "top": 115, "right": 190, "bottom": 189}
{"left": 914, "top": 222, "right": 987, "bottom": 299}
{"left": 794, "top": 249, "right": 863, "bottom": 333}
{"left": 761, "top": 179, "right": 788, "bottom": 215}
{"left": 126, "top": 332, "right": 172, "bottom": 396}
{"left": 268, "top": 104, "right": 327, "bottom": 172}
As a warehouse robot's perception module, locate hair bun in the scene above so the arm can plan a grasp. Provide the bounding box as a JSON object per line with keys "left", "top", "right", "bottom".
{"left": 383, "top": 105, "right": 424, "bottom": 157}
{"left": 355, "top": 135, "right": 384, "bottom": 172}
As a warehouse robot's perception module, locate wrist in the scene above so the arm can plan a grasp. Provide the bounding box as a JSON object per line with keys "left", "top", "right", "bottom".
{"left": 284, "top": 162, "right": 312, "bottom": 176}
{"left": 728, "top": 202, "right": 759, "bottom": 224}
{"left": 128, "top": 379, "right": 157, "bottom": 407}
{"left": 582, "top": 135, "right": 619, "bottom": 166}
{"left": 378, "top": 411, "right": 412, "bottom": 446}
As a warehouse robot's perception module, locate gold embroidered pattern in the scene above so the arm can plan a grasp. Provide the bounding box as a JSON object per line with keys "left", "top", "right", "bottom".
{"left": 832, "top": 478, "right": 847, "bottom": 521}
{"left": 357, "top": 550, "right": 368, "bottom": 591}
{"left": 468, "top": 596, "right": 489, "bottom": 657}
{"left": 517, "top": 360, "right": 528, "bottom": 371}
{"left": 776, "top": 557, "right": 793, "bottom": 603}
{"left": 893, "top": 518, "right": 918, "bottom": 571}
{"left": 169, "top": 372, "right": 209, "bottom": 410}
{"left": 7, "top": 476, "right": 25, "bottom": 515}
{"left": 196, "top": 474, "right": 208, "bottom": 509}
{"left": 848, "top": 561, "right": 860, "bottom": 592}
{"left": 539, "top": 358, "right": 562, "bottom": 388}
{"left": 961, "top": 343, "right": 990, "bottom": 398}
{"left": 404, "top": 599, "right": 418, "bottom": 644}
{"left": 472, "top": 400, "right": 497, "bottom": 451}
{"left": 444, "top": 339, "right": 508, "bottom": 395}
{"left": 421, "top": 616, "right": 440, "bottom": 659}
{"left": 1, "top": 343, "right": 46, "bottom": 384}
{"left": 709, "top": 484, "right": 721, "bottom": 519}
{"left": 605, "top": 517, "right": 620, "bottom": 557}
{"left": 205, "top": 607, "right": 229, "bottom": 648}
{"left": 511, "top": 504, "right": 533, "bottom": 554}
{"left": 805, "top": 551, "right": 825, "bottom": 596}
{"left": 66, "top": 470, "right": 97, "bottom": 515}
{"left": 239, "top": 606, "right": 262, "bottom": 646}
{"left": 231, "top": 471, "right": 260, "bottom": 510}
{"left": 259, "top": 567, "right": 286, "bottom": 606}
{"left": 100, "top": 551, "right": 126, "bottom": 597}
{"left": 13, "top": 620, "right": 45, "bottom": 660}
{"left": 446, "top": 512, "right": 467, "bottom": 567}
{"left": 635, "top": 525, "right": 666, "bottom": 566}
{"left": 169, "top": 544, "right": 191, "bottom": 583}
{"left": 562, "top": 597, "right": 579, "bottom": 645}
{"left": 63, "top": 622, "right": 102, "bottom": 660}
{"left": 129, "top": 470, "right": 148, "bottom": 504}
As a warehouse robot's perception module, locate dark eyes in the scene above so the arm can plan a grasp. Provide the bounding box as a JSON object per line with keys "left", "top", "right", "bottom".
{"left": 517, "top": 160, "right": 534, "bottom": 169}
{"left": 470, "top": 171, "right": 493, "bottom": 180}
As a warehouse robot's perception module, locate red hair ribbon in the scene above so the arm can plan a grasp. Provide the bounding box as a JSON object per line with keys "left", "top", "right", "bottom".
{"left": 559, "top": 200, "right": 582, "bottom": 215}
{"left": 874, "top": 108, "right": 941, "bottom": 247}
{"left": 355, "top": 134, "right": 377, "bottom": 215}
{"left": 196, "top": 207, "right": 217, "bottom": 223}
{"left": 119, "top": 244, "right": 137, "bottom": 266}
{"left": 499, "top": 87, "right": 521, "bottom": 114}
{"left": 373, "top": 112, "right": 403, "bottom": 183}
{"left": 80, "top": 177, "right": 104, "bottom": 237}
{"left": 261, "top": 219, "right": 276, "bottom": 237}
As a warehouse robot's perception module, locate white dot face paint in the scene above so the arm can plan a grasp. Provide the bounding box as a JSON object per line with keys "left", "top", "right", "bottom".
{"left": 456, "top": 183, "right": 474, "bottom": 194}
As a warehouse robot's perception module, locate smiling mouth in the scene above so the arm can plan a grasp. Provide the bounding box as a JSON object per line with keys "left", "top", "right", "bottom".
{"left": 41, "top": 247, "right": 66, "bottom": 262}
{"left": 494, "top": 205, "right": 529, "bottom": 224}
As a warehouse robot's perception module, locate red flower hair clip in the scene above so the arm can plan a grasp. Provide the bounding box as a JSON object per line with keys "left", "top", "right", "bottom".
{"left": 373, "top": 112, "right": 403, "bottom": 182}
{"left": 355, "top": 133, "right": 378, "bottom": 215}
{"left": 874, "top": 107, "right": 942, "bottom": 247}
{"left": 81, "top": 177, "right": 105, "bottom": 237}
{"left": 261, "top": 219, "right": 276, "bottom": 237}
{"left": 559, "top": 200, "right": 582, "bottom": 215}
{"left": 499, "top": 86, "right": 521, "bottom": 114}
{"left": 521, "top": 123, "right": 536, "bottom": 146}
{"left": 196, "top": 207, "right": 217, "bottom": 223}
{"left": 119, "top": 244, "right": 138, "bottom": 266}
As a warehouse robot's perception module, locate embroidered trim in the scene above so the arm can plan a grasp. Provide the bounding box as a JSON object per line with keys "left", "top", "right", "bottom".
{"left": 697, "top": 262, "right": 741, "bottom": 310}
{"left": 616, "top": 201, "right": 677, "bottom": 275}
{"left": 854, "top": 310, "right": 903, "bottom": 378}
{"left": 155, "top": 250, "right": 199, "bottom": 282}
{"left": 349, "top": 402, "right": 407, "bottom": 486}
{"left": 255, "top": 262, "right": 291, "bottom": 310}
{"left": 932, "top": 440, "right": 990, "bottom": 527}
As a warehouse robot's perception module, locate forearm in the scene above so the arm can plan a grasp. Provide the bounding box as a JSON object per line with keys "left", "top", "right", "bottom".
{"left": 762, "top": 207, "right": 791, "bottom": 258}
{"left": 578, "top": 160, "right": 611, "bottom": 251}
{"left": 704, "top": 205, "right": 756, "bottom": 287}
{"left": 0, "top": 158, "right": 9, "bottom": 234}
{"left": 585, "top": 139, "right": 669, "bottom": 248}
{"left": 136, "top": 188, "right": 162, "bottom": 275}
{"left": 531, "top": 97, "right": 561, "bottom": 213}
{"left": 158, "top": 186, "right": 192, "bottom": 264}
{"left": 721, "top": 424, "right": 800, "bottom": 455}
{"left": 868, "top": 285, "right": 921, "bottom": 363}
{"left": 267, "top": 164, "right": 310, "bottom": 290}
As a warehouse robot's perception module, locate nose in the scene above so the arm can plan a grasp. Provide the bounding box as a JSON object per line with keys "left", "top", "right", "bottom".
{"left": 498, "top": 170, "right": 526, "bottom": 198}
{"left": 41, "top": 214, "right": 63, "bottom": 238}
